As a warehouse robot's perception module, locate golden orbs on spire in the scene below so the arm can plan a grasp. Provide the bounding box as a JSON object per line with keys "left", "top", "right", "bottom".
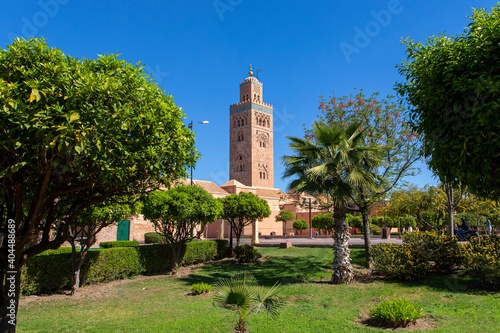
{"left": 249, "top": 64, "right": 253, "bottom": 76}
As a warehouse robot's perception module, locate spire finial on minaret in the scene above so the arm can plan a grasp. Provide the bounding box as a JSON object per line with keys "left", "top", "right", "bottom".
{"left": 249, "top": 64, "right": 253, "bottom": 76}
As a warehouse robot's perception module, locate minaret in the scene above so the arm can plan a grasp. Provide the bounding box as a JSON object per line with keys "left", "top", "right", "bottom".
{"left": 229, "top": 65, "right": 274, "bottom": 188}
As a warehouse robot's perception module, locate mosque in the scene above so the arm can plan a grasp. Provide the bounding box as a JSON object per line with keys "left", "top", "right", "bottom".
{"left": 95, "top": 66, "right": 323, "bottom": 245}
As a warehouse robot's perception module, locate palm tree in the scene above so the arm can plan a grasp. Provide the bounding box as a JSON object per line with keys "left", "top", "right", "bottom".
{"left": 214, "top": 271, "right": 284, "bottom": 333}
{"left": 283, "top": 121, "right": 384, "bottom": 284}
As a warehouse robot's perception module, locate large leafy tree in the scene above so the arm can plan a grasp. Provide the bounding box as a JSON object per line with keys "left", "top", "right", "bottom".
{"left": 0, "top": 38, "right": 195, "bottom": 331}
{"left": 219, "top": 192, "right": 271, "bottom": 247}
{"left": 283, "top": 122, "right": 384, "bottom": 284}
{"left": 396, "top": 5, "right": 500, "bottom": 197}
{"left": 68, "top": 201, "right": 134, "bottom": 295}
{"left": 317, "top": 89, "right": 421, "bottom": 266}
{"left": 141, "top": 185, "right": 223, "bottom": 272}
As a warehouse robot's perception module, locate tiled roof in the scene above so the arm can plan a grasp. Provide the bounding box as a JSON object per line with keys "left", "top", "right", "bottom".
{"left": 220, "top": 179, "right": 247, "bottom": 187}
{"left": 255, "top": 188, "right": 288, "bottom": 199}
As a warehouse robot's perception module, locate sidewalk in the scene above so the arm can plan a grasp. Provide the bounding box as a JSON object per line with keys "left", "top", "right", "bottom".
{"left": 233, "top": 235, "right": 403, "bottom": 247}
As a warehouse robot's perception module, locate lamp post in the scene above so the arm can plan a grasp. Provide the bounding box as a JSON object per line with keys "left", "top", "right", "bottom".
{"left": 303, "top": 197, "right": 316, "bottom": 239}
{"left": 188, "top": 120, "right": 209, "bottom": 185}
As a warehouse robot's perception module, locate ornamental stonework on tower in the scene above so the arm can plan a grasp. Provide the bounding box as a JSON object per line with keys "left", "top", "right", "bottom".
{"left": 229, "top": 66, "right": 274, "bottom": 188}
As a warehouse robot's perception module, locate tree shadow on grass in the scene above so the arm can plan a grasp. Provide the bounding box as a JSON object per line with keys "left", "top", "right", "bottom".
{"left": 178, "top": 255, "right": 328, "bottom": 287}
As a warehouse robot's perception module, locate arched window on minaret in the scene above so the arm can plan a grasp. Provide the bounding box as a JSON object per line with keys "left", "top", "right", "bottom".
{"left": 237, "top": 120, "right": 240, "bottom": 127}
{"left": 246, "top": 94, "right": 249, "bottom": 101}
{"left": 267, "top": 119, "right": 270, "bottom": 128}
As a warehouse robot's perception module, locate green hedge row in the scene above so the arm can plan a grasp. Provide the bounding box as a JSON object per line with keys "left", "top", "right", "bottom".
{"left": 144, "top": 232, "right": 166, "bottom": 244}
{"left": 21, "top": 240, "right": 228, "bottom": 295}
{"left": 100, "top": 240, "right": 140, "bottom": 248}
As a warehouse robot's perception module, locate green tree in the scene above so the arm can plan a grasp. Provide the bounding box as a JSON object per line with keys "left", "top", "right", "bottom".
{"left": 396, "top": 5, "right": 500, "bottom": 197}
{"left": 275, "top": 209, "right": 295, "bottom": 238}
{"left": 283, "top": 122, "right": 384, "bottom": 284}
{"left": 68, "top": 201, "right": 134, "bottom": 295}
{"left": 0, "top": 38, "right": 196, "bottom": 330}
{"left": 219, "top": 193, "right": 271, "bottom": 247}
{"left": 317, "top": 89, "right": 421, "bottom": 267}
{"left": 142, "top": 185, "right": 222, "bottom": 272}
{"left": 292, "top": 219, "right": 308, "bottom": 232}
{"left": 311, "top": 212, "right": 335, "bottom": 235}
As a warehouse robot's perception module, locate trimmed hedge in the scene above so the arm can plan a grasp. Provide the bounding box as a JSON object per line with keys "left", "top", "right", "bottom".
{"left": 21, "top": 239, "right": 228, "bottom": 295}
{"left": 144, "top": 232, "right": 166, "bottom": 244}
{"left": 100, "top": 240, "right": 140, "bottom": 248}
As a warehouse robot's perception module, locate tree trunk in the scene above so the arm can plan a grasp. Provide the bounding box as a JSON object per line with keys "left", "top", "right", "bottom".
{"left": 0, "top": 263, "right": 22, "bottom": 332}
{"left": 70, "top": 244, "right": 90, "bottom": 295}
{"left": 361, "top": 211, "right": 373, "bottom": 268}
{"left": 331, "top": 206, "right": 353, "bottom": 284}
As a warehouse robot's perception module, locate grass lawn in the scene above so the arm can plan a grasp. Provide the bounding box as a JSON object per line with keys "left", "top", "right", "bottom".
{"left": 18, "top": 247, "right": 500, "bottom": 332}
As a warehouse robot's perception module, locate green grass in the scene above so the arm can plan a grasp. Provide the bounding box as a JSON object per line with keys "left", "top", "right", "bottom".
{"left": 17, "top": 247, "right": 500, "bottom": 332}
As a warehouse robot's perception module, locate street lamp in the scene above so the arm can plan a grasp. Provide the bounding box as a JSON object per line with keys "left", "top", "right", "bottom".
{"left": 302, "top": 197, "right": 316, "bottom": 239}
{"left": 188, "top": 120, "right": 209, "bottom": 185}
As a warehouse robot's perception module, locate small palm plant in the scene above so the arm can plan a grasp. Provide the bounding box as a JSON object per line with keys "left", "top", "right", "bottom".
{"left": 214, "top": 271, "right": 284, "bottom": 333}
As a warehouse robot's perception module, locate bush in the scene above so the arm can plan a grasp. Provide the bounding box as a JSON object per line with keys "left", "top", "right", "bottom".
{"left": 370, "top": 242, "right": 429, "bottom": 281}
{"left": 403, "top": 231, "right": 464, "bottom": 271}
{"left": 371, "top": 231, "right": 464, "bottom": 280}
{"left": 293, "top": 219, "right": 308, "bottom": 231}
{"left": 464, "top": 235, "right": 500, "bottom": 286}
{"left": 100, "top": 240, "right": 140, "bottom": 248}
{"left": 191, "top": 282, "right": 211, "bottom": 295}
{"left": 144, "top": 232, "right": 166, "bottom": 244}
{"left": 370, "top": 299, "right": 424, "bottom": 327}
{"left": 233, "top": 245, "right": 262, "bottom": 263}
{"left": 346, "top": 214, "right": 362, "bottom": 229}
{"left": 21, "top": 240, "right": 227, "bottom": 295}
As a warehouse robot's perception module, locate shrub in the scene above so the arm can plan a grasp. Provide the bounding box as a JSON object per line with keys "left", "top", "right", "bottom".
{"left": 21, "top": 240, "right": 227, "bottom": 295}
{"left": 233, "top": 245, "right": 262, "bottom": 263}
{"left": 100, "top": 240, "right": 140, "bottom": 248}
{"left": 191, "top": 282, "right": 211, "bottom": 295}
{"left": 293, "top": 219, "right": 308, "bottom": 231}
{"left": 144, "top": 232, "right": 166, "bottom": 244}
{"left": 370, "top": 299, "right": 424, "bottom": 327}
{"left": 370, "top": 243, "right": 429, "bottom": 281}
{"left": 403, "top": 231, "right": 464, "bottom": 271}
{"left": 463, "top": 235, "right": 500, "bottom": 286}
{"left": 370, "top": 243, "right": 399, "bottom": 275}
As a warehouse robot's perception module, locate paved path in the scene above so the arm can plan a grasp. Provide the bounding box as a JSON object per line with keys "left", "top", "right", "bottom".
{"left": 232, "top": 236, "right": 403, "bottom": 247}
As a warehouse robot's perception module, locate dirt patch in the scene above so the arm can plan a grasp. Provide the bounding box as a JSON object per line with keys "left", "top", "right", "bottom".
{"left": 356, "top": 315, "right": 439, "bottom": 331}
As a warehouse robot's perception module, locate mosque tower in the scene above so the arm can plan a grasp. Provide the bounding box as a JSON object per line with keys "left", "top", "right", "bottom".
{"left": 229, "top": 65, "right": 274, "bottom": 188}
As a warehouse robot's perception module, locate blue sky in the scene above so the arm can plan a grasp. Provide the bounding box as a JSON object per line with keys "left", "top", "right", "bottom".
{"left": 2, "top": 0, "right": 498, "bottom": 191}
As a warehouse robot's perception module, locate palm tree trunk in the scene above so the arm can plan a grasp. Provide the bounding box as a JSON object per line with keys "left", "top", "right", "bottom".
{"left": 331, "top": 206, "right": 354, "bottom": 284}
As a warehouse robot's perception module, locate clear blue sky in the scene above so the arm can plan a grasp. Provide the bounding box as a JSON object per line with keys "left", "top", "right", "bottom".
{"left": 2, "top": 0, "right": 497, "bottom": 191}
